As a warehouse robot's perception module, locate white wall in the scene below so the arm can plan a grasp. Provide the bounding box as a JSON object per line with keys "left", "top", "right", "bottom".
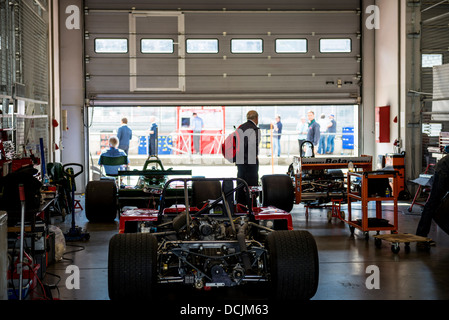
{"left": 374, "top": 0, "right": 399, "bottom": 157}
{"left": 373, "top": 0, "right": 422, "bottom": 185}
{"left": 364, "top": 0, "right": 423, "bottom": 189}
{"left": 58, "top": 0, "right": 86, "bottom": 192}
{"left": 361, "top": 0, "right": 376, "bottom": 158}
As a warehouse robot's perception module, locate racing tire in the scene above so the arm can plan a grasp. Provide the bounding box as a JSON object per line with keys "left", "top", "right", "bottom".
{"left": 261, "top": 174, "right": 295, "bottom": 212}
{"left": 108, "top": 233, "right": 158, "bottom": 300}
{"left": 85, "top": 180, "right": 117, "bottom": 222}
{"left": 267, "top": 230, "right": 319, "bottom": 301}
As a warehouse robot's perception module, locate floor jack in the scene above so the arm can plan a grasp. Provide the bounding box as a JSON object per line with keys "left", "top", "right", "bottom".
{"left": 63, "top": 163, "right": 90, "bottom": 242}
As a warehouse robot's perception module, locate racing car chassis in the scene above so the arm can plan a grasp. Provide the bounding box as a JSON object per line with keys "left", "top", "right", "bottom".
{"left": 108, "top": 176, "right": 319, "bottom": 301}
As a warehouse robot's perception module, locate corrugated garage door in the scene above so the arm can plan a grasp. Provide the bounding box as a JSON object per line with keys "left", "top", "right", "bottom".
{"left": 421, "top": 1, "right": 449, "bottom": 98}
{"left": 420, "top": 1, "right": 449, "bottom": 167}
{"left": 0, "top": 0, "right": 49, "bottom": 158}
{"left": 84, "top": 0, "right": 361, "bottom": 106}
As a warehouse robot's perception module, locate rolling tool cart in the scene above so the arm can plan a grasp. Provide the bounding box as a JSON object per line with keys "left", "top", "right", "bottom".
{"left": 383, "top": 152, "right": 410, "bottom": 200}
{"left": 345, "top": 171, "right": 399, "bottom": 240}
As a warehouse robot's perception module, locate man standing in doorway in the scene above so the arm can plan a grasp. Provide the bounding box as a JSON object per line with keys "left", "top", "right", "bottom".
{"left": 147, "top": 116, "right": 158, "bottom": 156}
{"left": 273, "top": 115, "right": 283, "bottom": 157}
{"left": 326, "top": 114, "right": 337, "bottom": 154}
{"left": 192, "top": 113, "right": 204, "bottom": 155}
{"left": 117, "top": 117, "right": 132, "bottom": 155}
{"left": 236, "top": 110, "right": 261, "bottom": 205}
{"left": 306, "top": 110, "right": 320, "bottom": 155}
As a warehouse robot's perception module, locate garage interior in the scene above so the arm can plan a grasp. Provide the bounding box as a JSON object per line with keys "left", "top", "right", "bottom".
{"left": 1, "top": 0, "right": 449, "bottom": 305}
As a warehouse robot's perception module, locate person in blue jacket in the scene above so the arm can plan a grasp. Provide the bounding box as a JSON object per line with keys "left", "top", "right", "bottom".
{"left": 306, "top": 110, "right": 320, "bottom": 155}
{"left": 98, "top": 136, "right": 129, "bottom": 176}
{"left": 117, "top": 117, "right": 132, "bottom": 155}
{"left": 273, "top": 115, "right": 283, "bottom": 157}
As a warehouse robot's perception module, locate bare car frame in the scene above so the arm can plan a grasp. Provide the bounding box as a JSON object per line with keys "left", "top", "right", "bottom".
{"left": 108, "top": 175, "right": 319, "bottom": 301}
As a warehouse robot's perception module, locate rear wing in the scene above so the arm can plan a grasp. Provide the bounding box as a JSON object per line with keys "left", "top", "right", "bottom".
{"left": 117, "top": 169, "right": 192, "bottom": 177}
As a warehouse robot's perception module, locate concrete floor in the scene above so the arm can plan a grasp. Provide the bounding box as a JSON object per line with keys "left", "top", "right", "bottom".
{"left": 44, "top": 193, "right": 449, "bottom": 304}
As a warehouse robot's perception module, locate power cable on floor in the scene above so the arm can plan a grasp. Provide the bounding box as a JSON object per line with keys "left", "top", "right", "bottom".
{"left": 60, "top": 244, "right": 86, "bottom": 263}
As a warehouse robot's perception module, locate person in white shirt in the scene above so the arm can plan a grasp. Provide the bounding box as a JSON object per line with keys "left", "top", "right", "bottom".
{"left": 191, "top": 113, "right": 204, "bottom": 155}
{"left": 296, "top": 116, "right": 308, "bottom": 152}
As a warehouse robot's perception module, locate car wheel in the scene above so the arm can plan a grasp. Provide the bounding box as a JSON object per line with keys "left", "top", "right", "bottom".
{"left": 267, "top": 230, "right": 319, "bottom": 300}
{"left": 108, "top": 233, "right": 158, "bottom": 300}
{"left": 85, "top": 180, "right": 117, "bottom": 222}
{"left": 261, "top": 174, "right": 295, "bottom": 212}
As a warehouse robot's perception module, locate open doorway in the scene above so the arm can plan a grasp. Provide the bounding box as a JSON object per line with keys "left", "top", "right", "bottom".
{"left": 86, "top": 105, "right": 358, "bottom": 180}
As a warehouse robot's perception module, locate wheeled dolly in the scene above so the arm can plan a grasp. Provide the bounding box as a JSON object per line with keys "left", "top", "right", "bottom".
{"left": 373, "top": 233, "right": 432, "bottom": 254}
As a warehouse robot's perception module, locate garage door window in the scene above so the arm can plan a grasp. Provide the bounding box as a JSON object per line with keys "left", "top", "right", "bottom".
{"left": 275, "top": 39, "right": 307, "bottom": 53}
{"left": 141, "top": 39, "right": 174, "bottom": 54}
{"left": 231, "top": 39, "right": 263, "bottom": 53}
{"left": 319, "top": 39, "right": 352, "bottom": 53}
{"left": 186, "top": 39, "right": 219, "bottom": 54}
{"left": 422, "top": 54, "right": 443, "bottom": 68}
{"left": 94, "top": 38, "right": 128, "bottom": 53}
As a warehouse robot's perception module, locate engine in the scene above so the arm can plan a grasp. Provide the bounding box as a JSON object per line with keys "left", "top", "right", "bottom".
{"left": 168, "top": 211, "right": 239, "bottom": 241}
{"left": 192, "top": 216, "right": 234, "bottom": 241}
{"left": 156, "top": 214, "right": 267, "bottom": 289}
{"left": 300, "top": 169, "right": 346, "bottom": 203}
